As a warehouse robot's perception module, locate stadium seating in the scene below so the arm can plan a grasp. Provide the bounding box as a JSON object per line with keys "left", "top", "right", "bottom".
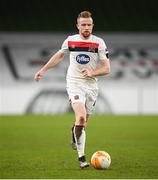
{"left": 0, "top": 33, "right": 158, "bottom": 114}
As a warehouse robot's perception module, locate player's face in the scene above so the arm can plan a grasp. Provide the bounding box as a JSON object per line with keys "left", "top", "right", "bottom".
{"left": 77, "top": 17, "right": 94, "bottom": 39}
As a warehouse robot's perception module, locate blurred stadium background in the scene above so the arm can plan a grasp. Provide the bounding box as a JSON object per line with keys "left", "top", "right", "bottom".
{"left": 0, "top": 0, "right": 158, "bottom": 115}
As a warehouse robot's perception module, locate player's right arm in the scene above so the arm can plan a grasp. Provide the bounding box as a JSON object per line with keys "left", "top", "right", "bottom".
{"left": 34, "top": 51, "right": 65, "bottom": 81}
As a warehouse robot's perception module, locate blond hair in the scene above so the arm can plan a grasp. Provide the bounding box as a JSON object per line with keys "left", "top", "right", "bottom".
{"left": 78, "top": 11, "right": 92, "bottom": 19}
{"left": 77, "top": 11, "right": 93, "bottom": 23}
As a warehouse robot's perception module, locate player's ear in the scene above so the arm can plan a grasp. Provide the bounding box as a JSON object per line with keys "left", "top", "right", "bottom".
{"left": 76, "top": 23, "right": 79, "bottom": 30}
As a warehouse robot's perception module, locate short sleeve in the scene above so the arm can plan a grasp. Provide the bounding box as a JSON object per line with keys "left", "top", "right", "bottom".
{"left": 98, "top": 39, "right": 109, "bottom": 60}
{"left": 58, "top": 37, "right": 69, "bottom": 54}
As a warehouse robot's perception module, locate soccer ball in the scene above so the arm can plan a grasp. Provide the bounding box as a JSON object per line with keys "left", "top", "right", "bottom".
{"left": 91, "top": 151, "right": 111, "bottom": 169}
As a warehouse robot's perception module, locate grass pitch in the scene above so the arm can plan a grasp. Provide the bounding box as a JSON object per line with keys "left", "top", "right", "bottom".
{"left": 0, "top": 114, "right": 158, "bottom": 179}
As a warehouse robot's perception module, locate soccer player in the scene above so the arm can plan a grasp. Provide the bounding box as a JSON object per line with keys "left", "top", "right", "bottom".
{"left": 34, "top": 11, "right": 110, "bottom": 168}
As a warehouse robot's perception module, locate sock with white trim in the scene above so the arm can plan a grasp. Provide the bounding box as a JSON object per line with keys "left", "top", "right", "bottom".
{"left": 74, "top": 125, "right": 86, "bottom": 158}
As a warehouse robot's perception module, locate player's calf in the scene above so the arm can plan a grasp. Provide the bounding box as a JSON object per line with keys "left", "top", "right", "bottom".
{"left": 71, "top": 125, "right": 77, "bottom": 150}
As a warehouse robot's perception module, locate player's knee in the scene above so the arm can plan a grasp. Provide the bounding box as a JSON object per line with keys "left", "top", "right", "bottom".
{"left": 78, "top": 115, "right": 86, "bottom": 126}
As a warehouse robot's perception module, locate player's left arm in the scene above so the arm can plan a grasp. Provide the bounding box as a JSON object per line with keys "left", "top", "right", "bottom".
{"left": 82, "top": 58, "right": 110, "bottom": 78}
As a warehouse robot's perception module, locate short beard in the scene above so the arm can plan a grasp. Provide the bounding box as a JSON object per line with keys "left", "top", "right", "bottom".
{"left": 82, "top": 31, "right": 91, "bottom": 39}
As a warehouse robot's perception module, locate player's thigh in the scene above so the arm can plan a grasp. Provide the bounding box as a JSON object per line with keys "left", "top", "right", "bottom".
{"left": 72, "top": 103, "right": 86, "bottom": 115}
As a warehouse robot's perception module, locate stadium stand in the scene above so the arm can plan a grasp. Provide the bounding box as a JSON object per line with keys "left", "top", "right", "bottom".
{"left": 0, "top": 33, "right": 158, "bottom": 114}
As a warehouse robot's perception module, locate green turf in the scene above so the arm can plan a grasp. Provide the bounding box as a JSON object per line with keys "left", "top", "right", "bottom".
{"left": 0, "top": 114, "right": 158, "bottom": 179}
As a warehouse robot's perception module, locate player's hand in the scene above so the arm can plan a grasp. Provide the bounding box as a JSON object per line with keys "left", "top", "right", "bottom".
{"left": 81, "top": 68, "right": 93, "bottom": 78}
{"left": 34, "top": 69, "right": 45, "bottom": 81}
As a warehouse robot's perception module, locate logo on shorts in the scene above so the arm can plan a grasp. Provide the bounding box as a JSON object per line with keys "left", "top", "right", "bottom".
{"left": 76, "top": 54, "right": 90, "bottom": 64}
{"left": 74, "top": 95, "right": 79, "bottom": 100}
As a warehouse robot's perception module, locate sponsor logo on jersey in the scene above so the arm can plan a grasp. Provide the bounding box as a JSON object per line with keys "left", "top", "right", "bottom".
{"left": 76, "top": 54, "right": 90, "bottom": 64}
